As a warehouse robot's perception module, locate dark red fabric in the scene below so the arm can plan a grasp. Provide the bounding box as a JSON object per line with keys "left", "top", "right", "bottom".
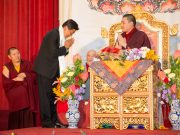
{"left": 123, "top": 28, "right": 136, "bottom": 41}
{"left": 8, "top": 109, "right": 35, "bottom": 129}
{"left": 121, "top": 28, "right": 151, "bottom": 49}
{"left": 0, "top": 0, "right": 59, "bottom": 130}
{"left": 162, "top": 103, "right": 172, "bottom": 128}
{"left": 2, "top": 60, "right": 37, "bottom": 112}
{"left": 78, "top": 100, "right": 90, "bottom": 128}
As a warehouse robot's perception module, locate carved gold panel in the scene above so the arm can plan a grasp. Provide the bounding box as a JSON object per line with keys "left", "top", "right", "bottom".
{"left": 122, "top": 97, "right": 149, "bottom": 114}
{"left": 94, "top": 96, "right": 119, "bottom": 113}
{"left": 127, "top": 74, "right": 148, "bottom": 92}
{"left": 122, "top": 117, "right": 150, "bottom": 130}
{"left": 94, "top": 75, "right": 114, "bottom": 93}
{"left": 94, "top": 117, "right": 120, "bottom": 129}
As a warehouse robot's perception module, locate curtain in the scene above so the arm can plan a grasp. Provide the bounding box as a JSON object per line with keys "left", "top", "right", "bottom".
{"left": 0, "top": 0, "right": 59, "bottom": 130}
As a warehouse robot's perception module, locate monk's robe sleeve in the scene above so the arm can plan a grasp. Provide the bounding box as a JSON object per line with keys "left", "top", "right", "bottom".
{"left": 2, "top": 74, "right": 24, "bottom": 93}
{"left": 23, "top": 61, "right": 38, "bottom": 112}
{"left": 135, "top": 33, "right": 151, "bottom": 49}
{"left": 143, "top": 34, "right": 151, "bottom": 49}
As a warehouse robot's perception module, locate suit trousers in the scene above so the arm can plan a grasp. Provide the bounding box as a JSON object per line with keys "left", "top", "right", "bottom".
{"left": 37, "top": 74, "right": 58, "bottom": 126}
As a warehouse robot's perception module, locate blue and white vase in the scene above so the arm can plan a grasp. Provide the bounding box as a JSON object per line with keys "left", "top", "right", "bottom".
{"left": 65, "top": 99, "right": 80, "bottom": 128}
{"left": 169, "top": 99, "right": 180, "bottom": 130}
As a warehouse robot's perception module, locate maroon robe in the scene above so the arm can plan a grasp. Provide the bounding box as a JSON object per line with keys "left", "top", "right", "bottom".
{"left": 122, "top": 28, "right": 151, "bottom": 49}
{"left": 2, "top": 60, "right": 39, "bottom": 128}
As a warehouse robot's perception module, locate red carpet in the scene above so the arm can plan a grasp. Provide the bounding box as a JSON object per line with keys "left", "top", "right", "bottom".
{"left": 0, "top": 127, "right": 180, "bottom": 135}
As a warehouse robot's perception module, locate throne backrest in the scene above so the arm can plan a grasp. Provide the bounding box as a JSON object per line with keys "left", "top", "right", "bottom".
{"left": 108, "top": 7, "right": 169, "bottom": 69}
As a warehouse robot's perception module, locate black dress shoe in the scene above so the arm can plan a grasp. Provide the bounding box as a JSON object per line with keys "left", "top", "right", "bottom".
{"left": 55, "top": 122, "right": 68, "bottom": 128}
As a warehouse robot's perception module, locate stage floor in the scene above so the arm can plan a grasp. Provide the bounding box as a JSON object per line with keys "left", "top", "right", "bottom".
{"left": 0, "top": 127, "right": 180, "bottom": 135}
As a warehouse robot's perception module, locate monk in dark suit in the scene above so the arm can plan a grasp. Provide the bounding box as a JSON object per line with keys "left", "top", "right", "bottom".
{"left": 33, "top": 19, "right": 79, "bottom": 128}
{"left": 2, "top": 47, "right": 38, "bottom": 129}
{"left": 115, "top": 14, "right": 151, "bottom": 49}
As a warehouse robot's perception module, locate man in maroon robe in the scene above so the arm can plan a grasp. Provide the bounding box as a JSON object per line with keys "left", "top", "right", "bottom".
{"left": 115, "top": 14, "right": 151, "bottom": 49}
{"left": 2, "top": 47, "right": 38, "bottom": 129}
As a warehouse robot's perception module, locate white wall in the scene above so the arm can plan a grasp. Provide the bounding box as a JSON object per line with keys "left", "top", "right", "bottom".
{"left": 60, "top": 0, "right": 180, "bottom": 64}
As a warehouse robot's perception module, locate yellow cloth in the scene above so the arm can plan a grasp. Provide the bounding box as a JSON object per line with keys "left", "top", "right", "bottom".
{"left": 103, "top": 61, "right": 138, "bottom": 79}
{"left": 14, "top": 65, "right": 20, "bottom": 73}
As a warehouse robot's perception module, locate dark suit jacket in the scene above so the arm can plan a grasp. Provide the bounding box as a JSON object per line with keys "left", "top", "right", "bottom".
{"left": 33, "top": 28, "right": 68, "bottom": 79}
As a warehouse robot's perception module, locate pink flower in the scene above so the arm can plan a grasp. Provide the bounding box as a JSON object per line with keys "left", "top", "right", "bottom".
{"left": 79, "top": 72, "right": 89, "bottom": 82}
{"left": 174, "top": 50, "right": 180, "bottom": 59}
{"left": 143, "top": 2, "right": 156, "bottom": 12}
{"left": 100, "top": 2, "right": 115, "bottom": 13}
{"left": 69, "top": 84, "right": 76, "bottom": 94}
{"left": 119, "top": 2, "right": 133, "bottom": 13}
{"left": 170, "top": 84, "right": 176, "bottom": 94}
{"left": 160, "top": 0, "right": 177, "bottom": 13}
{"left": 157, "top": 70, "right": 166, "bottom": 81}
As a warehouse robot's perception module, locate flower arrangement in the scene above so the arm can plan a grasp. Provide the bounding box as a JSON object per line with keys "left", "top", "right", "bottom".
{"left": 157, "top": 56, "right": 180, "bottom": 104}
{"left": 169, "top": 56, "right": 180, "bottom": 99}
{"left": 158, "top": 56, "right": 180, "bottom": 104}
{"left": 121, "top": 47, "right": 158, "bottom": 61}
{"left": 99, "top": 46, "right": 158, "bottom": 62}
{"left": 157, "top": 69, "right": 177, "bottom": 104}
{"left": 52, "top": 59, "right": 88, "bottom": 101}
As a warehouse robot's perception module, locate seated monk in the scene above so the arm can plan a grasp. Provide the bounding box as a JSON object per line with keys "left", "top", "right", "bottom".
{"left": 2, "top": 47, "right": 38, "bottom": 129}
{"left": 115, "top": 14, "right": 151, "bottom": 49}
{"left": 78, "top": 50, "right": 98, "bottom": 128}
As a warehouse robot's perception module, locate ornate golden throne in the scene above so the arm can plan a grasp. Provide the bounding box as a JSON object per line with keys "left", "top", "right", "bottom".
{"left": 90, "top": 7, "right": 169, "bottom": 130}
{"left": 109, "top": 6, "right": 169, "bottom": 69}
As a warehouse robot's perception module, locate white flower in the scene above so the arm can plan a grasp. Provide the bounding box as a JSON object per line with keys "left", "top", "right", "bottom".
{"left": 142, "top": 52, "right": 147, "bottom": 58}
{"left": 61, "top": 77, "right": 68, "bottom": 83}
{"left": 126, "top": 56, "right": 130, "bottom": 60}
{"left": 67, "top": 72, "right": 74, "bottom": 77}
{"left": 164, "top": 69, "right": 171, "bottom": 74}
{"left": 160, "top": 101, "right": 165, "bottom": 104}
{"left": 69, "top": 95, "right": 72, "bottom": 100}
{"left": 82, "top": 84, "right": 86, "bottom": 88}
{"left": 135, "top": 56, "right": 140, "bottom": 60}
{"left": 157, "top": 93, "right": 161, "bottom": 97}
{"left": 141, "top": 47, "right": 148, "bottom": 50}
{"left": 140, "top": 47, "right": 150, "bottom": 52}
{"left": 168, "top": 73, "right": 175, "bottom": 78}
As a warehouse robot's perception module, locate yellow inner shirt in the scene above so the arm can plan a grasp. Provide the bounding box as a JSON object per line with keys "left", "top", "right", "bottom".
{"left": 14, "top": 65, "right": 20, "bottom": 73}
